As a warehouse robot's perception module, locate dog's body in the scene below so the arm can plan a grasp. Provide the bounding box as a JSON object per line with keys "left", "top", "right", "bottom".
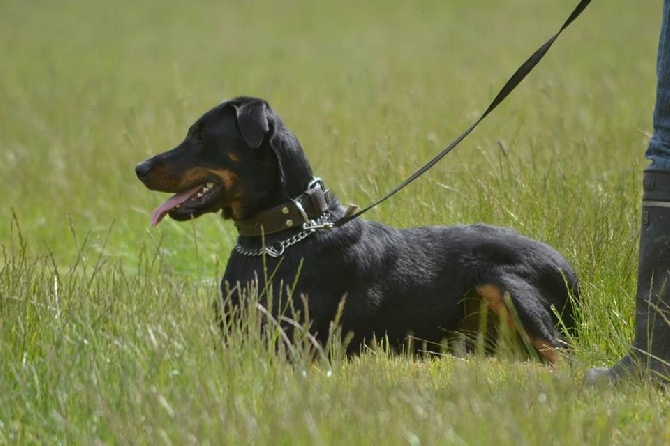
{"left": 136, "top": 96, "right": 579, "bottom": 363}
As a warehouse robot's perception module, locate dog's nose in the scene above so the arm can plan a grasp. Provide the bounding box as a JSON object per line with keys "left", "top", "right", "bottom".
{"left": 135, "top": 160, "right": 152, "bottom": 180}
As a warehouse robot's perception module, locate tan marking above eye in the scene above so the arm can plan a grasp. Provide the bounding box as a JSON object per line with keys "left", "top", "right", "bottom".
{"left": 227, "top": 152, "right": 240, "bottom": 162}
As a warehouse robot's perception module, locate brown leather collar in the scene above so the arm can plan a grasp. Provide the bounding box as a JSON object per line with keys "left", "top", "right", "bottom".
{"left": 235, "top": 179, "right": 332, "bottom": 237}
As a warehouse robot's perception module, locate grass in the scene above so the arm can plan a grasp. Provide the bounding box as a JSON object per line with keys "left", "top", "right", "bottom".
{"left": 1, "top": 0, "right": 669, "bottom": 443}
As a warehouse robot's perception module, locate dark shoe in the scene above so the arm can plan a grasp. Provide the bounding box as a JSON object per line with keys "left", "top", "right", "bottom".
{"left": 584, "top": 170, "right": 670, "bottom": 386}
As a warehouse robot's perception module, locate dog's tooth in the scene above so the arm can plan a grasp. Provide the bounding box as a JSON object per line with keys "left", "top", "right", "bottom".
{"left": 207, "top": 182, "right": 214, "bottom": 188}
{"left": 197, "top": 192, "right": 204, "bottom": 198}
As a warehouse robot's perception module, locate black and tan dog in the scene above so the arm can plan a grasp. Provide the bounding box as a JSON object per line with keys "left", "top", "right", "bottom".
{"left": 135, "top": 96, "right": 579, "bottom": 363}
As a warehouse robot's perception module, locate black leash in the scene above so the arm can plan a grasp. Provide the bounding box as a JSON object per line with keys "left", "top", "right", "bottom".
{"left": 331, "top": 0, "right": 592, "bottom": 228}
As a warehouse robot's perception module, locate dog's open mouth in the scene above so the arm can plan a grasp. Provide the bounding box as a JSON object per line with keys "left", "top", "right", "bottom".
{"left": 151, "top": 182, "right": 222, "bottom": 226}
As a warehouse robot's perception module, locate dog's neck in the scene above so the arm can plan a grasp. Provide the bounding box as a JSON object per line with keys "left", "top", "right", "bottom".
{"left": 233, "top": 178, "right": 332, "bottom": 237}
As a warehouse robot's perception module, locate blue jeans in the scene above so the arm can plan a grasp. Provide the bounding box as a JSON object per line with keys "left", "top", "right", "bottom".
{"left": 646, "top": 0, "right": 670, "bottom": 170}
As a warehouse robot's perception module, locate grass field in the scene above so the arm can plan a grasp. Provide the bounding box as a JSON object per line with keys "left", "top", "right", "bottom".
{"left": 2, "top": 0, "right": 670, "bottom": 443}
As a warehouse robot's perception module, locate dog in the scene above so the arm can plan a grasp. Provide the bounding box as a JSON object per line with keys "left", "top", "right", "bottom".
{"left": 135, "top": 96, "right": 579, "bottom": 363}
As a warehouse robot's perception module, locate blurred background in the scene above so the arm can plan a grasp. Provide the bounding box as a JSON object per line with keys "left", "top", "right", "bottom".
{"left": 0, "top": 0, "right": 658, "bottom": 283}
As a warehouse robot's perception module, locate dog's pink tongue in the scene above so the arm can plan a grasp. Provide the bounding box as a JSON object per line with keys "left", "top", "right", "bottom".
{"left": 150, "top": 185, "right": 202, "bottom": 227}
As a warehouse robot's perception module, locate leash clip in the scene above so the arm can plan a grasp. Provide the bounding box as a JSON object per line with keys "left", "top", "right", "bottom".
{"left": 303, "top": 220, "right": 334, "bottom": 231}
{"left": 265, "top": 243, "right": 285, "bottom": 257}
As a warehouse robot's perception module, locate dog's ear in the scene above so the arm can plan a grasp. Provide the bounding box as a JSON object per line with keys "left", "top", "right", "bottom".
{"left": 234, "top": 101, "right": 270, "bottom": 149}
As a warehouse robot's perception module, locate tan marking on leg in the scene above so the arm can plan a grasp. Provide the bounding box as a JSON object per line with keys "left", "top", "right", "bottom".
{"left": 529, "top": 337, "right": 561, "bottom": 365}
{"left": 474, "top": 284, "right": 560, "bottom": 365}
{"left": 475, "top": 284, "right": 516, "bottom": 328}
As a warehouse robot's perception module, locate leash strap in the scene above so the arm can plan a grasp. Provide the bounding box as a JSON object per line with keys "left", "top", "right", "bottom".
{"left": 332, "top": 0, "right": 592, "bottom": 228}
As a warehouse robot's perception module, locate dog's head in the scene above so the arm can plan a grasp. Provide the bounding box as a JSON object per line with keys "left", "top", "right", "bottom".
{"left": 136, "top": 96, "right": 314, "bottom": 226}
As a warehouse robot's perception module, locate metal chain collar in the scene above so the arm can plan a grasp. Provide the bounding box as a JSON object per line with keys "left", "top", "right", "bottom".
{"left": 234, "top": 229, "right": 313, "bottom": 257}
{"left": 233, "top": 214, "right": 331, "bottom": 258}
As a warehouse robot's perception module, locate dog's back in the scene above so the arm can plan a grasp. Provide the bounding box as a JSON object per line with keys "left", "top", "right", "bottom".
{"left": 226, "top": 208, "right": 578, "bottom": 361}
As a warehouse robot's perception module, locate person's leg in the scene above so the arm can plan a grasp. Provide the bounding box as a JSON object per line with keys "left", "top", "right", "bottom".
{"left": 646, "top": 0, "right": 670, "bottom": 170}
{"left": 584, "top": 0, "right": 670, "bottom": 385}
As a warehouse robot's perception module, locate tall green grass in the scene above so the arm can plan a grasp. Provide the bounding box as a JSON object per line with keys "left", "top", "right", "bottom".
{"left": 2, "top": 0, "right": 669, "bottom": 443}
